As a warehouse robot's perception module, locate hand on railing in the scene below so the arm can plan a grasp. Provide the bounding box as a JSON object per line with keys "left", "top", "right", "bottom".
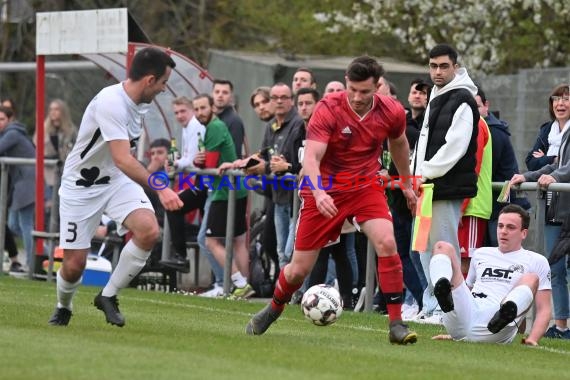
{"left": 537, "top": 174, "right": 557, "bottom": 189}
{"left": 510, "top": 174, "right": 526, "bottom": 186}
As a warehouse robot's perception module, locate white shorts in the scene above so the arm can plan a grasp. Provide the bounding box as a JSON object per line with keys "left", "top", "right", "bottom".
{"left": 59, "top": 180, "right": 154, "bottom": 249}
{"left": 443, "top": 282, "right": 521, "bottom": 343}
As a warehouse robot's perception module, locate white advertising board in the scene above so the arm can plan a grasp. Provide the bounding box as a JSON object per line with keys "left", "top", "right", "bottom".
{"left": 36, "top": 8, "right": 128, "bottom": 55}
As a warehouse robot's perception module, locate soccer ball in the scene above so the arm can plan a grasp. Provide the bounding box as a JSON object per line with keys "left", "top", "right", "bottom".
{"left": 301, "top": 284, "right": 343, "bottom": 326}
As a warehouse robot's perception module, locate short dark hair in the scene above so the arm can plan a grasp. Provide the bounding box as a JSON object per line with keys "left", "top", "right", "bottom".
{"left": 476, "top": 87, "right": 487, "bottom": 103}
{"left": 150, "top": 138, "right": 171, "bottom": 150}
{"left": 548, "top": 83, "right": 570, "bottom": 120}
{"left": 346, "top": 56, "right": 384, "bottom": 83}
{"left": 499, "top": 204, "right": 530, "bottom": 230}
{"left": 193, "top": 93, "right": 214, "bottom": 107}
{"left": 0, "top": 105, "right": 14, "bottom": 119}
{"left": 429, "top": 44, "right": 458, "bottom": 64}
{"left": 295, "top": 68, "right": 316, "bottom": 84}
{"left": 1, "top": 97, "right": 16, "bottom": 117}
{"left": 250, "top": 86, "right": 271, "bottom": 108}
{"left": 213, "top": 79, "right": 234, "bottom": 92}
{"left": 128, "top": 47, "right": 176, "bottom": 81}
{"left": 295, "top": 87, "right": 320, "bottom": 104}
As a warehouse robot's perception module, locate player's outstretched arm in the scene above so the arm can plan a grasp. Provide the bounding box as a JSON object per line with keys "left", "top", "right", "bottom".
{"left": 156, "top": 188, "right": 184, "bottom": 211}
{"left": 524, "top": 289, "right": 552, "bottom": 346}
{"left": 388, "top": 133, "right": 412, "bottom": 179}
{"left": 303, "top": 139, "right": 337, "bottom": 218}
{"left": 389, "top": 133, "right": 417, "bottom": 212}
{"left": 108, "top": 140, "right": 183, "bottom": 211}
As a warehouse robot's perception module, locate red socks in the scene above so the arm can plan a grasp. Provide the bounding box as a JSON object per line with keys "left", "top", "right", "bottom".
{"left": 271, "top": 268, "right": 302, "bottom": 313}
{"left": 378, "top": 255, "right": 404, "bottom": 322}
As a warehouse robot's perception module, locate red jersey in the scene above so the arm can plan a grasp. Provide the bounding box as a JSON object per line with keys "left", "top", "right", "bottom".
{"left": 304, "top": 91, "right": 406, "bottom": 194}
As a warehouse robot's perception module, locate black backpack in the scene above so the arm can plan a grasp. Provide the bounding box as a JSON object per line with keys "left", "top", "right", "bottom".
{"left": 249, "top": 209, "right": 274, "bottom": 297}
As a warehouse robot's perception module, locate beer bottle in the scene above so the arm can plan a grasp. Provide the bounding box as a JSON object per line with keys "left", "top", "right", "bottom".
{"left": 382, "top": 150, "right": 391, "bottom": 170}
{"left": 197, "top": 132, "right": 206, "bottom": 152}
{"left": 168, "top": 138, "right": 179, "bottom": 177}
{"left": 169, "top": 138, "right": 179, "bottom": 165}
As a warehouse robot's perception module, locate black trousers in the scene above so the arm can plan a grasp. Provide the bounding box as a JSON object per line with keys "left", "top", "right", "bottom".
{"left": 166, "top": 188, "right": 207, "bottom": 256}
{"left": 5, "top": 225, "right": 18, "bottom": 258}
{"left": 308, "top": 234, "right": 353, "bottom": 306}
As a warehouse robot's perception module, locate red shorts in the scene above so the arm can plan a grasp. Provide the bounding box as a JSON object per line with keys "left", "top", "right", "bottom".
{"left": 295, "top": 186, "right": 391, "bottom": 251}
{"left": 458, "top": 216, "right": 487, "bottom": 258}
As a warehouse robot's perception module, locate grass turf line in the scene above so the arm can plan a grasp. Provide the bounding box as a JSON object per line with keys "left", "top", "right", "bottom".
{"left": 0, "top": 276, "right": 568, "bottom": 380}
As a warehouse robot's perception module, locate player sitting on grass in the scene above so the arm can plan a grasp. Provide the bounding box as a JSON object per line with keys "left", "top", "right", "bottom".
{"left": 430, "top": 204, "right": 551, "bottom": 345}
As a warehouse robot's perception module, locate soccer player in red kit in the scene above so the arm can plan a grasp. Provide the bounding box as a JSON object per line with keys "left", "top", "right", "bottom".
{"left": 245, "top": 56, "right": 418, "bottom": 344}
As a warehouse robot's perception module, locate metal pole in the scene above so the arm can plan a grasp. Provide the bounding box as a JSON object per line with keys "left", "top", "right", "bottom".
{"left": 161, "top": 213, "right": 171, "bottom": 262}
{"left": 364, "top": 240, "right": 376, "bottom": 312}
{"left": 223, "top": 174, "right": 236, "bottom": 295}
{"left": 46, "top": 161, "right": 62, "bottom": 282}
{"left": 535, "top": 190, "right": 546, "bottom": 254}
{"left": 35, "top": 54, "right": 46, "bottom": 265}
{"left": 0, "top": 163, "right": 8, "bottom": 276}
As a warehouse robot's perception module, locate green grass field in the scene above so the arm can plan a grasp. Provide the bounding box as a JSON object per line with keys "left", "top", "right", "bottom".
{"left": 1, "top": 276, "right": 568, "bottom": 380}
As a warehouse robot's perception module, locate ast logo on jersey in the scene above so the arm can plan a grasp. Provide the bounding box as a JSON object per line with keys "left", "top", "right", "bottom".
{"left": 480, "top": 264, "right": 524, "bottom": 282}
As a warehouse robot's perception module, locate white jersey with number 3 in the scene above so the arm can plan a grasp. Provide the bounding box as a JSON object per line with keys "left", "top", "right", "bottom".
{"left": 60, "top": 82, "right": 149, "bottom": 195}
{"left": 466, "top": 246, "right": 551, "bottom": 305}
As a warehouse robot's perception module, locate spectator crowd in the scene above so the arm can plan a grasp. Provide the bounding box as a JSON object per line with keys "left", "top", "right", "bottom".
{"left": 1, "top": 43, "right": 569, "bottom": 344}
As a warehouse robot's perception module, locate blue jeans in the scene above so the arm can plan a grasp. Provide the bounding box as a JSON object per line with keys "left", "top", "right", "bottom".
{"left": 325, "top": 257, "right": 336, "bottom": 286}
{"left": 8, "top": 203, "right": 35, "bottom": 267}
{"left": 274, "top": 203, "right": 294, "bottom": 269}
{"left": 544, "top": 224, "right": 569, "bottom": 320}
{"left": 418, "top": 199, "right": 462, "bottom": 315}
{"left": 198, "top": 193, "right": 224, "bottom": 287}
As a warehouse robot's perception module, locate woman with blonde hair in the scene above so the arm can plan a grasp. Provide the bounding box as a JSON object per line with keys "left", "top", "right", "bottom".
{"left": 34, "top": 99, "right": 77, "bottom": 217}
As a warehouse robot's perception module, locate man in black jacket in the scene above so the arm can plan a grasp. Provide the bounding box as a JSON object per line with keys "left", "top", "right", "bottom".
{"left": 213, "top": 79, "right": 245, "bottom": 158}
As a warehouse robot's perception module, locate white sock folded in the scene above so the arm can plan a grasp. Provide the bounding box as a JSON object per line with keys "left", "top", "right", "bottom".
{"left": 429, "top": 254, "right": 453, "bottom": 287}
{"left": 231, "top": 271, "right": 247, "bottom": 288}
{"left": 504, "top": 285, "right": 534, "bottom": 315}
{"left": 56, "top": 269, "right": 82, "bottom": 310}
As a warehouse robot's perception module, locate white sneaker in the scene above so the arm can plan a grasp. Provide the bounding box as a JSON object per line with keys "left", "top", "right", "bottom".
{"left": 416, "top": 311, "right": 444, "bottom": 325}
{"left": 199, "top": 284, "right": 224, "bottom": 298}
{"left": 401, "top": 303, "right": 419, "bottom": 321}
{"left": 410, "top": 310, "right": 426, "bottom": 323}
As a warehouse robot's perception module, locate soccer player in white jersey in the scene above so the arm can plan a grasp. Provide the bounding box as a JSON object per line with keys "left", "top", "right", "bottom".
{"left": 428, "top": 204, "right": 551, "bottom": 345}
{"left": 48, "top": 47, "right": 183, "bottom": 327}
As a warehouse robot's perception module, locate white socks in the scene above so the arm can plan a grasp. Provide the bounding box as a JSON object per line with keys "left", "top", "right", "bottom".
{"left": 429, "top": 254, "right": 453, "bottom": 287}
{"left": 56, "top": 269, "right": 82, "bottom": 310}
{"left": 102, "top": 240, "right": 150, "bottom": 297}
{"left": 504, "top": 285, "right": 534, "bottom": 315}
{"left": 231, "top": 271, "right": 247, "bottom": 288}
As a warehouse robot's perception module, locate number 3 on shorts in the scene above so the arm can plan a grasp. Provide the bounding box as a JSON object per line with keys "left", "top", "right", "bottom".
{"left": 65, "top": 222, "right": 78, "bottom": 243}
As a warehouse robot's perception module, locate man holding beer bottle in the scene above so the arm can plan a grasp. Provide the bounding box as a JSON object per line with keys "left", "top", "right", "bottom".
{"left": 160, "top": 96, "right": 207, "bottom": 272}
